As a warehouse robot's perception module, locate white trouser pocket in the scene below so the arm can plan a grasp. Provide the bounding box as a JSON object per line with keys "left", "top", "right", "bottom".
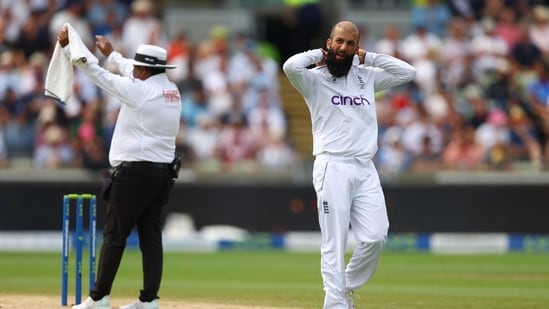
{"left": 312, "top": 159, "right": 329, "bottom": 192}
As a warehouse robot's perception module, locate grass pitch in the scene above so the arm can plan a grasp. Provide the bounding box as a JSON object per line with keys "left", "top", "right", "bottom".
{"left": 0, "top": 250, "right": 548, "bottom": 308}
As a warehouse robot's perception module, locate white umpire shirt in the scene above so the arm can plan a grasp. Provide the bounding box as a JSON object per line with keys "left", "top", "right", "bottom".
{"left": 66, "top": 48, "right": 182, "bottom": 167}
{"left": 283, "top": 49, "right": 416, "bottom": 164}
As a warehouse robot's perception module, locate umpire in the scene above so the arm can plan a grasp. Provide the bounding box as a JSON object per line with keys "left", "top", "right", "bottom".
{"left": 57, "top": 26, "right": 181, "bottom": 309}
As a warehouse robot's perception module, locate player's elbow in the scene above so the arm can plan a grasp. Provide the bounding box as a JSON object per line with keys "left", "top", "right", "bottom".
{"left": 403, "top": 66, "right": 417, "bottom": 83}
{"left": 282, "top": 60, "right": 294, "bottom": 75}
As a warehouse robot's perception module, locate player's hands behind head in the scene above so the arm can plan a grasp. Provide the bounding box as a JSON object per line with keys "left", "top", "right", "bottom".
{"left": 317, "top": 48, "right": 328, "bottom": 66}
{"left": 95, "top": 35, "right": 114, "bottom": 57}
{"left": 357, "top": 48, "right": 366, "bottom": 64}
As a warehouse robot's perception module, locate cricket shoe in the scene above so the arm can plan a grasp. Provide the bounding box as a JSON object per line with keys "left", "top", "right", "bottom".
{"left": 72, "top": 296, "right": 111, "bottom": 309}
{"left": 345, "top": 290, "right": 356, "bottom": 309}
{"left": 119, "top": 299, "right": 158, "bottom": 309}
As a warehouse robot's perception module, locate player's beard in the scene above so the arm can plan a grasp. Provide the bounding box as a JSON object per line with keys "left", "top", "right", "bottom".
{"left": 326, "top": 49, "right": 354, "bottom": 77}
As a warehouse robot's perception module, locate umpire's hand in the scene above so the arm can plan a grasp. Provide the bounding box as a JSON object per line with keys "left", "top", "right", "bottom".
{"left": 95, "top": 35, "right": 114, "bottom": 58}
{"left": 57, "top": 26, "right": 69, "bottom": 47}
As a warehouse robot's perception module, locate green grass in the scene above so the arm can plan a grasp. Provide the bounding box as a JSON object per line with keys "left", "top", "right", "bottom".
{"left": 1, "top": 250, "right": 548, "bottom": 308}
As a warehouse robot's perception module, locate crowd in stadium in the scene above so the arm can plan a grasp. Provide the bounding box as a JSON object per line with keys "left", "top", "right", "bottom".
{"left": 1, "top": 0, "right": 549, "bottom": 174}
{"left": 372, "top": 0, "right": 549, "bottom": 173}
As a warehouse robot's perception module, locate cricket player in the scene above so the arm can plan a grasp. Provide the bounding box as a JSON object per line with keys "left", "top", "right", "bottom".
{"left": 283, "top": 20, "right": 416, "bottom": 308}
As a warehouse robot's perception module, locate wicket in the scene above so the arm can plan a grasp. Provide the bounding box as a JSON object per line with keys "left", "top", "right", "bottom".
{"left": 61, "top": 193, "right": 97, "bottom": 306}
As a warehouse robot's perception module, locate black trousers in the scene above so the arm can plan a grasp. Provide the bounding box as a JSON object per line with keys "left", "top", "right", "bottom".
{"left": 91, "top": 165, "right": 174, "bottom": 302}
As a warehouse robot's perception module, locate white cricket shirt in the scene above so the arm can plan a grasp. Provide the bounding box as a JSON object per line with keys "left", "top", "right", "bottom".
{"left": 72, "top": 51, "right": 182, "bottom": 167}
{"left": 283, "top": 49, "right": 416, "bottom": 163}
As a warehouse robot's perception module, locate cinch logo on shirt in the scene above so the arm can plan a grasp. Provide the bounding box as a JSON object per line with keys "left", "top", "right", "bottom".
{"left": 163, "top": 90, "right": 180, "bottom": 102}
{"left": 331, "top": 95, "right": 371, "bottom": 106}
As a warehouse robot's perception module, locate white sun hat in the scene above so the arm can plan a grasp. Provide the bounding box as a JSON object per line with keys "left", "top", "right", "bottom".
{"left": 132, "top": 44, "right": 176, "bottom": 69}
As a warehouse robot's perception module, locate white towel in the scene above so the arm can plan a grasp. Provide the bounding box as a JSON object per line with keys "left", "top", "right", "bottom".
{"left": 44, "top": 23, "right": 98, "bottom": 105}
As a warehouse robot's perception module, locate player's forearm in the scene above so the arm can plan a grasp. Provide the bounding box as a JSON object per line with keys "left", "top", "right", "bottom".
{"left": 283, "top": 49, "right": 323, "bottom": 75}
{"left": 364, "top": 52, "right": 416, "bottom": 83}
{"left": 283, "top": 49, "right": 322, "bottom": 95}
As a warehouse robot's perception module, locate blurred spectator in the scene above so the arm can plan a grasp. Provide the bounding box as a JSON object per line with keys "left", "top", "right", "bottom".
{"left": 507, "top": 103, "right": 542, "bottom": 168}
{"left": 256, "top": 131, "right": 296, "bottom": 171}
{"left": 19, "top": 51, "right": 48, "bottom": 98}
{"left": 219, "top": 95, "right": 247, "bottom": 130}
{"left": 411, "top": 0, "right": 452, "bottom": 38}
{"left": 185, "top": 113, "right": 219, "bottom": 165}
{"left": 485, "top": 57, "right": 518, "bottom": 112}
{"left": 509, "top": 23, "right": 542, "bottom": 77}
{"left": 374, "top": 23, "right": 404, "bottom": 58}
{"left": 453, "top": 53, "right": 477, "bottom": 92}
{"left": 442, "top": 125, "right": 484, "bottom": 170}
{"left": 1, "top": 86, "right": 25, "bottom": 119}
{"left": 376, "top": 126, "right": 412, "bottom": 173}
{"left": 193, "top": 27, "right": 232, "bottom": 116}
{"left": 401, "top": 25, "right": 442, "bottom": 94}
{"left": 494, "top": 7, "right": 522, "bottom": 50}
{"left": 33, "top": 124, "right": 74, "bottom": 169}
{"left": 481, "top": 0, "right": 506, "bottom": 21}
{"left": 0, "top": 50, "right": 22, "bottom": 98}
{"left": 486, "top": 139, "right": 512, "bottom": 170}
{"left": 86, "top": 0, "right": 128, "bottom": 36}
{"left": 463, "top": 84, "right": 489, "bottom": 129}
{"left": 470, "top": 17, "right": 509, "bottom": 82}
{"left": 62, "top": 70, "right": 100, "bottom": 139}
{"left": 475, "top": 108, "right": 511, "bottom": 164}
{"left": 166, "top": 31, "right": 191, "bottom": 84}
{"left": 401, "top": 105, "right": 444, "bottom": 157}
{"left": 215, "top": 112, "right": 258, "bottom": 170}
{"left": 1, "top": 92, "right": 35, "bottom": 160}
{"left": 410, "top": 135, "right": 441, "bottom": 173}
{"left": 358, "top": 23, "right": 376, "bottom": 52}
{"left": 440, "top": 17, "right": 472, "bottom": 92}
{"left": 75, "top": 103, "right": 107, "bottom": 171}
{"left": 121, "top": 0, "right": 165, "bottom": 56}
{"left": 180, "top": 80, "right": 211, "bottom": 128}
{"left": 49, "top": 0, "right": 93, "bottom": 49}
{"left": 78, "top": 135, "right": 108, "bottom": 171}
{"left": 526, "top": 59, "right": 549, "bottom": 164}
{"left": 200, "top": 50, "right": 232, "bottom": 116}
{"left": 529, "top": 5, "right": 549, "bottom": 58}
{"left": 228, "top": 37, "right": 281, "bottom": 113}
{"left": 247, "top": 88, "right": 287, "bottom": 148}
{"left": 34, "top": 102, "right": 61, "bottom": 145}
{"left": 0, "top": 0, "right": 30, "bottom": 45}
{"left": 506, "top": 0, "right": 537, "bottom": 20}
{"left": 423, "top": 85, "right": 452, "bottom": 124}
{"left": 15, "top": 8, "right": 51, "bottom": 59}
{"left": 228, "top": 34, "right": 258, "bottom": 87}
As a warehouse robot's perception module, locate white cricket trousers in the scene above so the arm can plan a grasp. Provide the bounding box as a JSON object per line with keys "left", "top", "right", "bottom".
{"left": 313, "top": 155, "right": 389, "bottom": 309}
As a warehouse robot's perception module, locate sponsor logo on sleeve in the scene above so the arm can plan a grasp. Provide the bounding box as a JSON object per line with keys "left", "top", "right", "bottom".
{"left": 163, "top": 90, "right": 180, "bottom": 102}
